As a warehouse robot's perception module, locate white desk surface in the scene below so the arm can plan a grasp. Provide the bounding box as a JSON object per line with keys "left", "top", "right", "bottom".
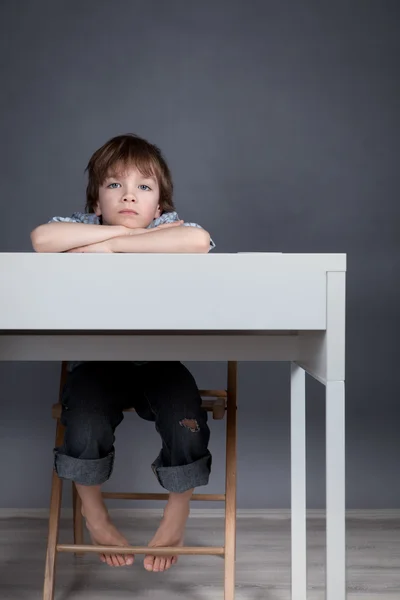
{"left": 0, "top": 252, "right": 346, "bottom": 332}
{"left": 0, "top": 252, "right": 346, "bottom": 383}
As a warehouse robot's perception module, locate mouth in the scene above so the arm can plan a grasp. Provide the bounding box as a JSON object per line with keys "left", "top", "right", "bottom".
{"left": 119, "top": 210, "right": 138, "bottom": 215}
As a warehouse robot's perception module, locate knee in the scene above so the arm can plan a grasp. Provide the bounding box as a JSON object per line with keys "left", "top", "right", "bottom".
{"left": 159, "top": 399, "right": 208, "bottom": 432}
{"left": 178, "top": 417, "right": 202, "bottom": 433}
{"left": 162, "top": 410, "right": 210, "bottom": 452}
{"left": 61, "top": 408, "right": 118, "bottom": 459}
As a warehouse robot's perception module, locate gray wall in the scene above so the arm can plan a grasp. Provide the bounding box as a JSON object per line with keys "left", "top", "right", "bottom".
{"left": 0, "top": 1, "right": 399, "bottom": 509}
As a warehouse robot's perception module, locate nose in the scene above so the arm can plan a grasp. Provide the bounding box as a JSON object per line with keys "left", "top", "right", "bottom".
{"left": 122, "top": 193, "right": 137, "bottom": 203}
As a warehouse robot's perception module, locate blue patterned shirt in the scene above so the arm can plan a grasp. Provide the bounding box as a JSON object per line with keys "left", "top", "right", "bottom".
{"left": 49, "top": 210, "right": 215, "bottom": 370}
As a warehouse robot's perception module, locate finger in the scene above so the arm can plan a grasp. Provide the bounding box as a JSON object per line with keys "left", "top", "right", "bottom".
{"left": 158, "top": 221, "right": 183, "bottom": 229}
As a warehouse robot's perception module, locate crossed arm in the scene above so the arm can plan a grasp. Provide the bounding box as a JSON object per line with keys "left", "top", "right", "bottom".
{"left": 30, "top": 221, "right": 211, "bottom": 254}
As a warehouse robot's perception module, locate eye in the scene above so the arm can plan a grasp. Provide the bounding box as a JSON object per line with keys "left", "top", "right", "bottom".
{"left": 107, "top": 182, "right": 121, "bottom": 189}
{"left": 139, "top": 184, "right": 151, "bottom": 191}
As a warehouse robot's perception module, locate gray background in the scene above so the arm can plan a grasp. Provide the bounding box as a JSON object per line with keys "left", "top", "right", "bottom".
{"left": 0, "top": 0, "right": 398, "bottom": 510}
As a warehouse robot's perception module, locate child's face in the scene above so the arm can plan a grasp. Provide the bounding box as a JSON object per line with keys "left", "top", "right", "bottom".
{"left": 95, "top": 164, "right": 161, "bottom": 228}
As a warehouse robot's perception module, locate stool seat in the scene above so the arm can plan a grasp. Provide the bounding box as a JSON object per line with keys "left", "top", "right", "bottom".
{"left": 51, "top": 389, "right": 227, "bottom": 421}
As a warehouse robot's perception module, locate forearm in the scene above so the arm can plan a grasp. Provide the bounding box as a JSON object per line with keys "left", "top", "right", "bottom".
{"left": 30, "top": 222, "right": 126, "bottom": 253}
{"left": 110, "top": 226, "right": 211, "bottom": 253}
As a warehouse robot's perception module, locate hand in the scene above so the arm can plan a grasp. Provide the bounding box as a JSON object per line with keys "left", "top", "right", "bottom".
{"left": 67, "top": 240, "right": 113, "bottom": 253}
{"left": 122, "top": 221, "right": 184, "bottom": 235}
{"left": 154, "top": 221, "right": 184, "bottom": 230}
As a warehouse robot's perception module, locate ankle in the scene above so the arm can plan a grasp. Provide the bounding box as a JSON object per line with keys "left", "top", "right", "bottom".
{"left": 163, "top": 497, "right": 191, "bottom": 521}
{"left": 168, "top": 489, "right": 193, "bottom": 504}
{"left": 82, "top": 504, "right": 110, "bottom": 525}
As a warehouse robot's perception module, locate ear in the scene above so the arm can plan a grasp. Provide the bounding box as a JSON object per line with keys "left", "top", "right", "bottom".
{"left": 94, "top": 201, "right": 102, "bottom": 217}
{"left": 154, "top": 205, "right": 161, "bottom": 219}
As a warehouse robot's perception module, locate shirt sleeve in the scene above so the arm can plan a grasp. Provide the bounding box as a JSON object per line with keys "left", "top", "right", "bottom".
{"left": 48, "top": 212, "right": 101, "bottom": 224}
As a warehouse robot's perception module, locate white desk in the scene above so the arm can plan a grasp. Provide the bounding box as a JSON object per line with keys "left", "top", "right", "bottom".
{"left": 0, "top": 252, "right": 346, "bottom": 600}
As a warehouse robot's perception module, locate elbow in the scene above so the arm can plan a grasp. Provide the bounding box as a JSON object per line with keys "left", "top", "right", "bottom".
{"left": 30, "top": 225, "right": 50, "bottom": 253}
{"left": 30, "top": 227, "right": 42, "bottom": 252}
{"left": 192, "top": 228, "right": 211, "bottom": 253}
{"left": 199, "top": 229, "right": 211, "bottom": 253}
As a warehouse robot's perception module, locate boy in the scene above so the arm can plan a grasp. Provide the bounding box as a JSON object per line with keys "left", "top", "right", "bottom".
{"left": 30, "top": 134, "right": 215, "bottom": 573}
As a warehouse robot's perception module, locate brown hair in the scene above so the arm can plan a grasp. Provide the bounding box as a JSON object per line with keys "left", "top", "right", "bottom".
{"left": 85, "top": 133, "right": 175, "bottom": 214}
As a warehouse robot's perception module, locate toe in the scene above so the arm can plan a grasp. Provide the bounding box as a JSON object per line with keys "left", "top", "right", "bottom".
{"left": 111, "top": 554, "right": 121, "bottom": 567}
{"left": 116, "top": 554, "right": 126, "bottom": 567}
{"left": 153, "top": 556, "right": 161, "bottom": 572}
{"left": 144, "top": 555, "right": 155, "bottom": 572}
{"left": 165, "top": 557, "right": 173, "bottom": 570}
{"left": 105, "top": 555, "right": 114, "bottom": 567}
{"left": 125, "top": 554, "right": 134, "bottom": 566}
{"left": 158, "top": 557, "right": 166, "bottom": 572}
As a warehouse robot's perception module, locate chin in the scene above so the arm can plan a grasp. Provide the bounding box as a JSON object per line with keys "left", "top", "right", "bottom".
{"left": 114, "top": 215, "right": 141, "bottom": 226}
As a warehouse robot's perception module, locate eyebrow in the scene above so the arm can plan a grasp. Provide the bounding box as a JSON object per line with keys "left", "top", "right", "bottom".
{"left": 105, "top": 172, "right": 157, "bottom": 182}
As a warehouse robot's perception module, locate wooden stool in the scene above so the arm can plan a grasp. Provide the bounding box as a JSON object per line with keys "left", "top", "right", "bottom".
{"left": 44, "top": 361, "right": 238, "bottom": 600}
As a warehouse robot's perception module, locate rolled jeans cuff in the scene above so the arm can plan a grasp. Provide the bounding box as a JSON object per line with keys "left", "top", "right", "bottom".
{"left": 54, "top": 449, "right": 114, "bottom": 485}
{"left": 151, "top": 452, "right": 212, "bottom": 493}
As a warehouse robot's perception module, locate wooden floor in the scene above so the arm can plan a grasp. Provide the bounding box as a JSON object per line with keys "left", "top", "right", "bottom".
{"left": 0, "top": 513, "right": 400, "bottom": 599}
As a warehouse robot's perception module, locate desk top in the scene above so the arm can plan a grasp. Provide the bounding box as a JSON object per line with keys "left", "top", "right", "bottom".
{"left": 0, "top": 253, "right": 346, "bottom": 332}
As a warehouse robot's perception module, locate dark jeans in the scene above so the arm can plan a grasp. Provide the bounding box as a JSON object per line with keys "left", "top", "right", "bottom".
{"left": 54, "top": 362, "right": 211, "bottom": 493}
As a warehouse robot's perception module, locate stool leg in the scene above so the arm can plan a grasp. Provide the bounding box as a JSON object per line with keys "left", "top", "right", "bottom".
{"left": 224, "top": 362, "right": 237, "bottom": 600}
{"left": 72, "top": 482, "right": 84, "bottom": 555}
{"left": 43, "top": 419, "right": 65, "bottom": 600}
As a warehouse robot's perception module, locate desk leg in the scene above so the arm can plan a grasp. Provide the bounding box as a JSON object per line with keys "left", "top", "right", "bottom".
{"left": 326, "top": 381, "right": 346, "bottom": 600}
{"left": 290, "top": 364, "right": 307, "bottom": 600}
{"left": 225, "top": 361, "right": 237, "bottom": 600}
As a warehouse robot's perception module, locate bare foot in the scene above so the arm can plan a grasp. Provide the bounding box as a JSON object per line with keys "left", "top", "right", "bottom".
{"left": 144, "top": 490, "right": 192, "bottom": 573}
{"left": 84, "top": 513, "right": 134, "bottom": 567}
{"left": 76, "top": 483, "right": 134, "bottom": 567}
